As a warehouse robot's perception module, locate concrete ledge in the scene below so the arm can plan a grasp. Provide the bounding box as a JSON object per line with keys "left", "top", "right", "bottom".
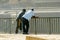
{"left": 26, "top": 36, "right": 47, "bottom": 40}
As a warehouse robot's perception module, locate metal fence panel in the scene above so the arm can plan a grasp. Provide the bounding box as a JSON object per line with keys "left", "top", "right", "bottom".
{"left": 29, "top": 17, "right": 60, "bottom": 34}
{"left": 50, "top": 17, "right": 60, "bottom": 34}
{"left": 0, "top": 17, "right": 60, "bottom": 34}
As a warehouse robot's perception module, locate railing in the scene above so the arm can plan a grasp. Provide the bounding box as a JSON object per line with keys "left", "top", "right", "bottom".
{"left": 0, "top": 17, "right": 60, "bottom": 34}
{"left": 29, "top": 17, "right": 60, "bottom": 34}
{"left": 0, "top": 18, "right": 16, "bottom": 34}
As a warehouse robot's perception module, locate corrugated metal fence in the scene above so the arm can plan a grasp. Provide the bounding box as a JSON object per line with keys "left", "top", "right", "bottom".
{"left": 29, "top": 17, "right": 60, "bottom": 34}
{"left": 0, "top": 18, "right": 16, "bottom": 34}
{"left": 0, "top": 17, "right": 60, "bottom": 34}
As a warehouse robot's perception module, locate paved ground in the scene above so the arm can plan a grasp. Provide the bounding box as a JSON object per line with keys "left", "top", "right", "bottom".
{"left": 0, "top": 34, "right": 26, "bottom": 40}
{"left": 0, "top": 34, "right": 60, "bottom": 40}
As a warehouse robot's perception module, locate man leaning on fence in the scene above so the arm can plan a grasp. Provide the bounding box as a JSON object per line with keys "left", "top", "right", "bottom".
{"left": 15, "top": 9, "right": 26, "bottom": 34}
{"left": 22, "top": 9, "right": 38, "bottom": 34}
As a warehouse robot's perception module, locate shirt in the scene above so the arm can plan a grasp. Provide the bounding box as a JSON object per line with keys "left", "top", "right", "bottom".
{"left": 16, "top": 11, "right": 25, "bottom": 20}
{"left": 22, "top": 10, "right": 34, "bottom": 21}
{"left": 17, "top": 11, "right": 22, "bottom": 18}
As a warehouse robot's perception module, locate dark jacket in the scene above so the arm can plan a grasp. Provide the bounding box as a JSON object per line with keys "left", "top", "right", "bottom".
{"left": 16, "top": 11, "right": 25, "bottom": 21}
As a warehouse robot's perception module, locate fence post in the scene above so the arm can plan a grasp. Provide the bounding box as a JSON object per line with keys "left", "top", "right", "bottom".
{"left": 35, "top": 18, "right": 37, "bottom": 34}
{"left": 49, "top": 17, "right": 51, "bottom": 34}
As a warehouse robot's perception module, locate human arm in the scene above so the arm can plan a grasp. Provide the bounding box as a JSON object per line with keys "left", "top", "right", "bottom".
{"left": 32, "top": 16, "right": 39, "bottom": 18}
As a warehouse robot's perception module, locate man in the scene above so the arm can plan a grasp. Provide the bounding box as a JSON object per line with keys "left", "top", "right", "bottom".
{"left": 22, "top": 9, "right": 36, "bottom": 34}
{"left": 15, "top": 9, "right": 26, "bottom": 34}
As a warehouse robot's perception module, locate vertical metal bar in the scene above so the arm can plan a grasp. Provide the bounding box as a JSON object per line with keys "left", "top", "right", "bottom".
{"left": 56, "top": 17, "right": 57, "bottom": 33}
{"left": 47, "top": 17, "right": 50, "bottom": 34}
{"left": 49, "top": 17, "right": 51, "bottom": 34}
{"left": 35, "top": 18, "right": 37, "bottom": 34}
{"left": 58, "top": 17, "right": 59, "bottom": 33}
{"left": 9, "top": 18, "right": 11, "bottom": 34}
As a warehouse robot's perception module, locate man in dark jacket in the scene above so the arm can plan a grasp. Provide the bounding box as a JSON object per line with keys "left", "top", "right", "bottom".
{"left": 15, "top": 9, "right": 26, "bottom": 34}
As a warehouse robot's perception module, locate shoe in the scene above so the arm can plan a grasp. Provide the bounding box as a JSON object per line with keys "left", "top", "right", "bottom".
{"left": 23, "top": 32, "right": 26, "bottom": 34}
{"left": 23, "top": 33, "right": 29, "bottom": 34}
{"left": 26, "top": 33, "right": 29, "bottom": 34}
{"left": 15, "top": 31, "right": 18, "bottom": 34}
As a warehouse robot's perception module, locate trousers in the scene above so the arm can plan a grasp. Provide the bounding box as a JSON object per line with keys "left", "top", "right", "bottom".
{"left": 22, "top": 17, "right": 29, "bottom": 34}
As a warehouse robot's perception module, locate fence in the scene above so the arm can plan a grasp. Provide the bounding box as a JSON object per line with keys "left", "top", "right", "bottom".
{"left": 0, "top": 17, "right": 60, "bottom": 34}
{"left": 0, "top": 18, "right": 16, "bottom": 34}
{"left": 29, "top": 17, "right": 60, "bottom": 34}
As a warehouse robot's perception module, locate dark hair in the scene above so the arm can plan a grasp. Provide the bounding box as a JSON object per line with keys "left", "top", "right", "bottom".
{"left": 23, "top": 9, "right": 26, "bottom": 12}
{"left": 31, "top": 9, "right": 34, "bottom": 11}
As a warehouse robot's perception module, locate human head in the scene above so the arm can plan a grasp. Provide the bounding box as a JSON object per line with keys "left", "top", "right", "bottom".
{"left": 31, "top": 9, "right": 34, "bottom": 11}
{"left": 23, "top": 9, "right": 26, "bottom": 12}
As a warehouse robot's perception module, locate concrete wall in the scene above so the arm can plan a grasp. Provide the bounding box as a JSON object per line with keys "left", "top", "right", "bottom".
{"left": 0, "top": 0, "right": 60, "bottom": 9}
